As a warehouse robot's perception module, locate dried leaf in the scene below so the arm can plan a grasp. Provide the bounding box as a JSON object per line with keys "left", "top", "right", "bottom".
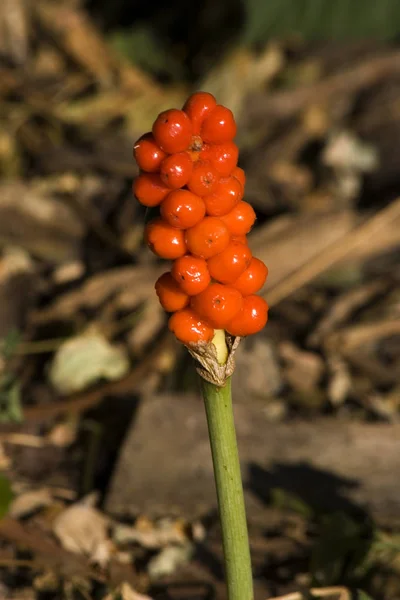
{"left": 32, "top": 265, "right": 161, "bottom": 327}
{"left": 147, "top": 544, "right": 193, "bottom": 580}
{"left": 280, "top": 342, "right": 325, "bottom": 394}
{"left": 35, "top": 1, "right": 117, "bottom": 86}
{"left": 0, "top": 247, "right": 36, "bottom": 337}
{"left": 0, "top": 182, "right": 84, "bottom": 263}
{"left": 200, "top": 44, "right": 284, "bottom": 121}
{"left": 0, "top": 0, "right": 29, "bottom": 64}
{"left": 113, "top": 517, "right": 187, "bottom": 549}
{"left": 325, "top": 320, "right": 400, "bottom": 354}
{"left": 187, "top": 333, "right": 240, "bottom": 386}
{"left": 126, "top": 299, "right": 164, "bottom": 354}
{"left": 267, "top": 587, "right": 351, "bottom": 600}
{"left": 46, "top": 419, "right": 78, "bottom": 447}
{"left": 33, "top": 570, "right": 59, "bottom": 593}
{"left": 10, "top": 487, "right": 53, "bottom": 518}
{"left": 52, "top": 502, "right": 111, "bottom": 565}
{"left": 323, "top": 131, "right": 378, "bottom": 173}
{"left": 104, "top": 582, "right": 152, "bottom": 600}
{"left": 256, "top": 199, "right": 400, "bottom": 306}
{"left": 309, "top": 279, "right": 388, "bottom": 346}
{"left": 0, "top": 443, "right": 11, "bottom": 470}
{"left": 327, "top": 354, "right": 352, "bottom": 407}
{"left": 49, "top": 328, "right": 130, "bottom": 395}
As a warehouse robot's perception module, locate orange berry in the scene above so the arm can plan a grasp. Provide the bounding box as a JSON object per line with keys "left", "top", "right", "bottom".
{"left": 183, "top": 91, "right": 217, "bottom": 135}
{"left": 207, "top": 241, "right": 252, "bottom": 284}
{"left": 191, "top": 283, "right": 243, "bottom": 329}
{"left": 231, "top": 234, "right": 248, "bottom": 245}
{"left": 145, "top": 218, "right": 186, "bottom": 259}
{"left": 232, "top": 166, "right": 246, "bottom": 189}
{"left": 133, "top": 173, "right": 170, "bottom": 207}
{"left": 225, "top": 295, "right": 268, "bottom": 336}
{"left": 187, "top": 160, "right": 220, "bottom": 196}
{"left": 169, "top": 308, "right": 214, "bottom": 344}
{"left": 133, "top": 133, "right": 166, "bottom": 172}
{"left": 160, "top": 152, "right": 193, "bottom": 189}
{"left": 160, "top": 189, "right": 205, "bottom": 229}
{"left": 171, "top": 255, "right": 211, "bottom": 295}
{"left": 200, "top": 142, "right": 239, "bottom": 177}
{"left": 185, "top": 217, "right": 230, "bottom": 259}
{"left": 153, "top": 109, "right": 193, "bottom": 153}
{"left": 155, "top": 272, "right": 189, "bottom": 312}
{"left": 201, "top": 105, "right": 237, "bottom": 144}
{"left": 231, "top": 257, "right": 268, "bottom": 295}
{"left": 203, "top": 176, "right": 243, "bottom": 217}
{"left": 220, "top": 201, "right": 256, "bottom": 236}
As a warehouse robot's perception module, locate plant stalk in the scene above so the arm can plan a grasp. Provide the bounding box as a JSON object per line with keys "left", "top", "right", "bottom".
{"left": 201, "top": 376, "right": 253, "bottom": 600}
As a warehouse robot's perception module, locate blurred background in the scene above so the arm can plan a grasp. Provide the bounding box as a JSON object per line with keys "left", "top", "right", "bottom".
{"left": 0, "top": 0, "right": 400, "bottom": 599}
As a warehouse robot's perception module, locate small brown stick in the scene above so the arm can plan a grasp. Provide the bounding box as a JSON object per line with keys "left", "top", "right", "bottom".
{"left": 268, "top": 586, "right": 351, "bottom": 600}
{"left": 251, "top": 50, "right": 400, "bottom": 121}
{"left": 265, "top": 198, "right": 400, "bottom": 307}
{"left": 308, "top": 278, "right": 389, "bottom": 346}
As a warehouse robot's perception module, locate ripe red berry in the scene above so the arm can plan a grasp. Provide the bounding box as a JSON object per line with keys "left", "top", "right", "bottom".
{"left": 171, "top": 255, "right": 211, "bottom": 295}
{"left": 160, "top": 189, "right": 206, "bottom": 229}
{"left": 153, "top": 109, "right": 193, "bottom": 153}
{"left": 133, "top": 173, "right": 170, "bottom": 207}
{"left": 225, "top": 295, "right": 268, "bottom": 336}
{"left": 160, "top": 152, "right": 193, "bottom": 189}
{"left": 169, "top": 308, "right": 214, "bottom": 344}
{"left": 203, "top": 176, "right": 243, "bottom": 217}
{"left": 145, "top": 218, "right": 186, "bottom": 259}
{"left": 220, "top": 201, "right": 256, "bottom": 236}
{"left": 232, "top": 166, "right": 246, "bottom": 189}
{"left": 185, "top": 217, "right": 230, "bottom": 259}
{"left": 187, "top": 160, "right": 220, "bottom": 196}
{"left": 207, "top": 241, "right": 252, "bottom": 284}
{"left": 200, "top": 142, "right": 239, "bottom": 177}
{"left": 183, "top": 91, "right": 217, "bottom": 135}
{"left": 191, "top": 283, "right": 243, "bottom": 329}
{"left": 133, "top": 133, "right": 166, "bottom": 172}
{"left": 201, "top": 105, "right": 237, "bottom": 144}
{"left": 155, "top": 272, "right": 189, "bottom": 312}
{"left": 231, "top": 257, "right": 268, "bottom": 295}
{"left": 231, "top": 234, "right": 248, "bottom": 245}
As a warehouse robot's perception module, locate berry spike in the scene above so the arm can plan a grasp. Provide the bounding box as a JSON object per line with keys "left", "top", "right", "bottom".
{"left": 132, "top": 91, "right": 268, "bottom": 346}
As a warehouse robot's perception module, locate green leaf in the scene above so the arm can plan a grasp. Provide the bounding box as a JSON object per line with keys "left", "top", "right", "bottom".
{"left": 0, "top": 474, "right": 13, "bottom": 519}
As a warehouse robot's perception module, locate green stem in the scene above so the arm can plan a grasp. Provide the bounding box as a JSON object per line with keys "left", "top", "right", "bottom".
{"left": 201, "top": 376, "right": 253, "bottom": 600}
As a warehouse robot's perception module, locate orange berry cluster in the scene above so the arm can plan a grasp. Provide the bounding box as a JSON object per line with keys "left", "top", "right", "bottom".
{"left": 132, "top": 92, "right": 269, "bottom": 345}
